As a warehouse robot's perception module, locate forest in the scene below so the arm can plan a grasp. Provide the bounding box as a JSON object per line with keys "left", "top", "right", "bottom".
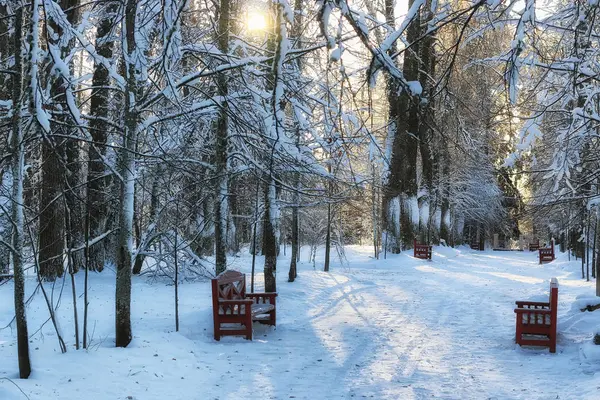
{"left": 2, "top": 0, "right": 600, "bottom": 398}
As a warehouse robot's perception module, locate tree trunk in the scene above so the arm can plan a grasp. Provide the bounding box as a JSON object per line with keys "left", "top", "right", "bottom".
{"left": 0, "top": 5, "right": 11, "bottom": 275}
{"left": 11, "top": 1, "right": 31, "bottom": 377}
{"left": 288, "top": 0, "right": 303, "bottom": 282}
{"left": 262, "top": 0, "right": 288, "bottom": 292}
{"left": 214, "top": 0, "right": 230, "bottom": 275}
{"left": 132, "top": 166, "right": 161, "bottom": 275}
{"left": 596, "top": 209, "right": 600, "bottom": 296}
{"left": 54, "top": 0, "right": 83, "bottom": 273}
{"left": 87, "top": 2, "right": 118, "bottom": 272}
{"left": 289, "top": 204, "right": 299, "bottom": 282}
{"left": 263, "top": 180, "right": 277, "bottom": 293}
{"left": 115, "top": 0, "right": 139, "bottom": 348}
{"left": 418, "top": 2, "right": 436, "bottom": 241}
{"left": 382, "top": 0, "right": 421, "bottom": 251}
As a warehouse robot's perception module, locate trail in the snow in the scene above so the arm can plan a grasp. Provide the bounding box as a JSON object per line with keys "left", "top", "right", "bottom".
{"left": 2, "top": 247, "right": 599, "bottom": 400}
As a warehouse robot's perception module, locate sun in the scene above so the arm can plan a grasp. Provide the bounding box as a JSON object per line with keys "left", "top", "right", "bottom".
{"left": 247, "top": 12, "right": 267, "bottom": 32}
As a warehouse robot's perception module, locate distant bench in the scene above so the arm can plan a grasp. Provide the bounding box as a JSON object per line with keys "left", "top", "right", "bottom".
{"left": 413, "top": 239, "right": 432, "bottom": 260}
{"left": 0, "top": 274, "right": 13, "bottom": 283}
{"left": 529, "top": 240, "right": 540, "bottom": 251}
{"left": 211, "top": 270, "right": 277, "bottom": 341}
{"left": 470, "top": 242, "right": 483, "bottom": 251}
{"left": 539, "top": 242, "right": 555, "bottom": 264}
{"left": 514, "top": 278, "right": 558, "bottom": 353}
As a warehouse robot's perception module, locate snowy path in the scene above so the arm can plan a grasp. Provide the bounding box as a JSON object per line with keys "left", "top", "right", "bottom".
{"left": 2, "top": 246, "right": 600, "bottom": 399}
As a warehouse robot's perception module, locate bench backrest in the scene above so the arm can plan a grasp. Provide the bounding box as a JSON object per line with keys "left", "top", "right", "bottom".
{"left": 470, "top": 242, "right": 482, "bottom": 250}
{"left": 549, "top": 277, "right": 558, "bottom": 323}
{"left": 413, "top": 239, "right": 432, "bottom": 259}
{"left": 539, "top": 241, "right": 555, "bottom": 263}
{"left": 211, "top": 270, "right": 247, "bottom": 301}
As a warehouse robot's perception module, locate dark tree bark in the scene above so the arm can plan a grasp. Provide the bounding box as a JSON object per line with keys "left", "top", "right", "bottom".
{"left": 382, "top": 0, "right": 435, "bottom": 251}
{"left": 262, "top": 0, "right": 288, "bottom": 293}
{"left": 381, "top": 0, "right": 402, "bottom": 253}
{"left": 289, "top": 204, "right": 299, "bottom": 281}
{"left": 417, "top": 2, "right": 436, "bottom": 242}
{"left": 57, "top": 0, "right": 84, "bottom": 272}
{"left": 87, "top": 1, "right": 118, "bottom": 272}
{"left": 214, "top": 0, "right": 230, "bottom": 275}
{"left": 0, "top": 4, "right": 11, "bottom": 275}
{"left": 132, "top": 167, "right": 161, "bottom": 275}
{"left": 38, "top": 133, "right": 65, "bottom": 280}
{"left": 287, "top": 0, "right": 304, "bottom": 282}
{"left": 39, "top": 0, "right": 81, "bottom": 280}
{"left": 11, "top": 1, "right": 31, "bottom": 378}
{"left": 263, "top": 181, "right": 277, "bottom": 293}
{"left": 596, "top": 209, "right": 600, "bottom": 296}
{"left": 115, "top": 0, "right": 138, "bottom": 348}
{"left": 324, "top": 163, "right": 332, "bottom": 272}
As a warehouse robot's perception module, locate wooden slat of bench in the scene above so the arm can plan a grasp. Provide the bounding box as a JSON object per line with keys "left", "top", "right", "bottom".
{"left": 518, "top": 338, "right": 551, "bottom": 347}
{"left": 515, "top": 301, "right": 549, "bottom": 307}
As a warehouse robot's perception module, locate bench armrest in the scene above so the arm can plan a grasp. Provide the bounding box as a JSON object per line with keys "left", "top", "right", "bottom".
{"left": 514, "top": 308, "right": 552, "bottom": 315}
{"left": 515, "top": 301, "right": 549, "bottom": 307}
{"left": 219, "top": 299, "right": 254, "bottom": 305}
{"left": 246, "top": 292, "right": 278, "bottom": 298}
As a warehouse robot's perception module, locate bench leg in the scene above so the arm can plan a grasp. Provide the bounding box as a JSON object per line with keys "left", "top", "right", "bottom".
{"left": 214, "top": 322, "right": 221, "bottom": 341}
{"left": 515, "top": 317, "right": 521, "bottom": 345}
{"left": 270, "top": 309, "right": 276, "bottom": 326}
{"left": 246, "top": 309, "right": 253, "bottom": 340}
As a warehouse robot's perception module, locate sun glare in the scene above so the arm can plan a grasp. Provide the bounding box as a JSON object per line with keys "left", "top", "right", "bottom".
{"left": 247, "top": 13, "right": 267, "bottom": 32}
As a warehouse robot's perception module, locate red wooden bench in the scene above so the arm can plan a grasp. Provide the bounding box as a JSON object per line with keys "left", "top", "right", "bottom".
{"left": 470, "top": 242, "right": 483, "bottom": 251}
{"left": 413, "top": 239, "right": 432, "bottom": 260}
{"left": 514, "top": 278, "right": 558, "bottom": 353}
{"left": 538, "top": 241, "right": 555, "bottom": 264}
{"left": 529, "top": 240, "right": 540, "bottom": 251}
{"left": 211, "top": 270, "right": 277, "bottom": 341}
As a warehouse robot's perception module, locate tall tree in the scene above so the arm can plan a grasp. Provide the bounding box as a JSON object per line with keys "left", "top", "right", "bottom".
{"left": 115, "top": 0, "right": 139, "bottom": 348}
{"left": 382, "top": 0, "right": 422, "bottom": 252}
{"left": 11, "top": 0, "right": 31, "bottom": 378}
{"left": 263, "top": 0, "right": 292, "bottom": 292}
{"left": 214, "top": 0, "right": 230, "bottom": 275}
{"left": 38, "top": 0, "right": 82, "bottom": 280}
{"left": 288, "top": 0, "right": 303, "bottom": 282}
{"left": 86, "top": 1, "right": 119, "bottom": 272}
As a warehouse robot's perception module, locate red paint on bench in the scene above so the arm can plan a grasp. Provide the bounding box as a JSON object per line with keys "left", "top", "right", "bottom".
{"left": 514, "top": 278, "right": 558, "bottom": 353}
{"left": 211, "top": 270, "right": 277, "bottom": 341}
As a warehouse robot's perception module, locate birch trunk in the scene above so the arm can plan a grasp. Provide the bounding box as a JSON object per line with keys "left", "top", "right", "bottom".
{"left": 11, "top": 1, "right": 31, "bottom": 377}
{"left": 115, "top": 0, "right": 138, "bottom": 348}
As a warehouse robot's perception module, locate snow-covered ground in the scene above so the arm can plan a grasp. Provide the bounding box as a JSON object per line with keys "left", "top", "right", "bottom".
{"left": 2, "top": 246, "right": 600, "bottom": 399}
